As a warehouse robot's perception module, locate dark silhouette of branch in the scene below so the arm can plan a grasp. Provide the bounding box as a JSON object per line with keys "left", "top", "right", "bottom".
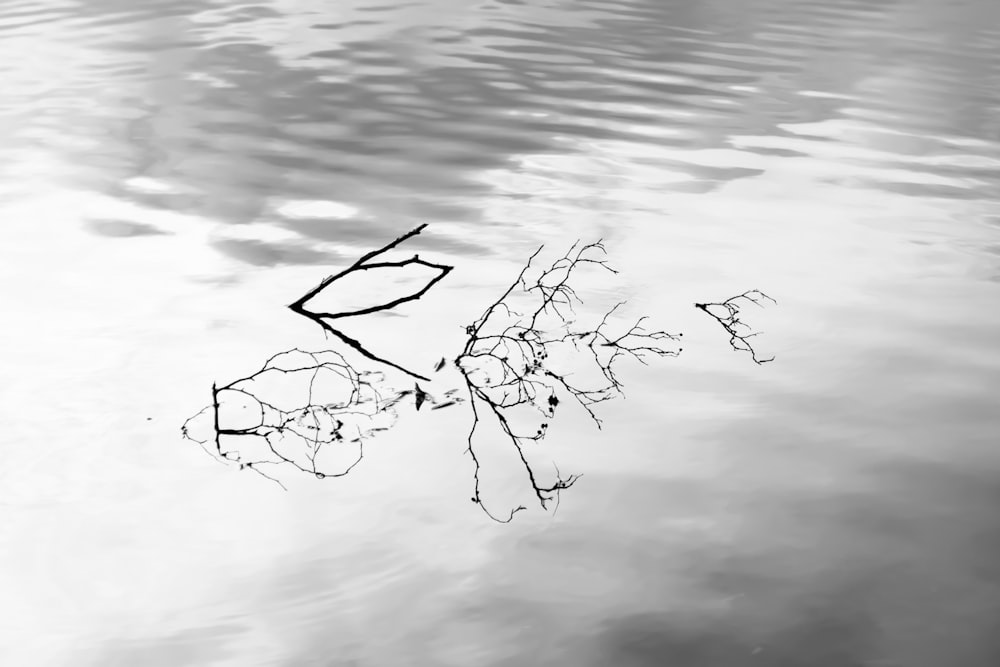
{"left": 182, "top": 225, "right": 774, "bottom": 522}
{"left": 288, "top": 224, "right": 453, "bottom": 381}
{"left": 456, "top": 240, "right": 682, "bottom": 521}
{"left": 695, "top": 290, "right": 776, "bottom": 364}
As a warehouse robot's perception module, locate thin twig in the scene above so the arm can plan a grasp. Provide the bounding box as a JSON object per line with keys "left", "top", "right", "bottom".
{"left": 695, "top": 289, "right": 776, "bottom": 364}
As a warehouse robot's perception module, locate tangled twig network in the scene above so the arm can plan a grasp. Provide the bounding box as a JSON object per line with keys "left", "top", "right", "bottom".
{"left": 181, "top": 348, "right": 415, "bottom": 487}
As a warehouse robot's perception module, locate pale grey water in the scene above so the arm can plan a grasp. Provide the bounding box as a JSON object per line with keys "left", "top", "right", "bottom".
{"left": 2, "top": 0, "right": 1000, "bottom": 665}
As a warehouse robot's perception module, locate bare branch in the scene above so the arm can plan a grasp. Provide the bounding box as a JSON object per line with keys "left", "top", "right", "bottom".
{"left": 456, "top": 241, "right": 681, "bottom": 521}
{"left": 288, "top": 224, "right": 453, "bottom": 381}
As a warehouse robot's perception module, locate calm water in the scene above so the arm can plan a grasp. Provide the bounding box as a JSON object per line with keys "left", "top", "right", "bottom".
{"left": 3, "top": 0, "right": 1000, "bottom": 664}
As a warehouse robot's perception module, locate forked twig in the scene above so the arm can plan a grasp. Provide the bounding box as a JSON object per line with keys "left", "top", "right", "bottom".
{"left": 288, "top": 224, "right": 453, "bottom": 381}
{"left": 695, "top": 289, "right": 776, "bottom": 364}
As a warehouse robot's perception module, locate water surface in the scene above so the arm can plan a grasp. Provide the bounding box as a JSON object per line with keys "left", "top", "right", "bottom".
{"left": 2, "top": 0, "right": 1000, "bottom": 664}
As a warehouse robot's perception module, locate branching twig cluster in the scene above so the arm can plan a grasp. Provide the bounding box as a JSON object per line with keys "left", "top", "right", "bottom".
{"left": 695, "top": 289, "right": 776, "bottom": 364}
{"left": 455, "top": 241, "right": 682, "bottom": 521}
{"left": 182, "top": 225, "right": 775, "bottom": 522}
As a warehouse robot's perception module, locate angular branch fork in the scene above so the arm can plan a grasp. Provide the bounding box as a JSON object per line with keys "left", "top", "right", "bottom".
{"left": 288, "top": 223, "right": 453, "bottom": 382}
